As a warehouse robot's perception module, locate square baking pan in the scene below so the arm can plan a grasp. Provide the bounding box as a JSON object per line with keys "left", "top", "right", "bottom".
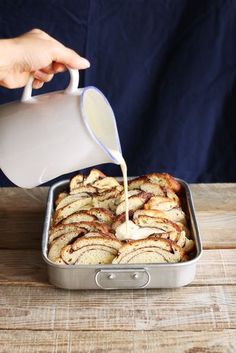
{"left": 42, "top": 178, "right": 202, "bottom": 289}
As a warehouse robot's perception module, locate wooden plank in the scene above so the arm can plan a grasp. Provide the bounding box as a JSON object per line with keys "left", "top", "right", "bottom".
{"left": 0, "top": 250, "right": 47, "bottom": 286}
{"left": 196, "top": 211, "right": 236, "bottom": 248}
{"left": 0, "top": 187, "right": 47, "bottom": 211}
{"left": 0, "top": 211, "right": 44, "bottom": 249}
{"left": 190, "top": 183, "right": 236, "bottom": 212}
{"left": 0, "top": 284, "right": 235, "bottom": 330}
{"left": 0, "top": 249, "right": 235, "bottom": 286}
{"left": 0, "top": 187, "right": 47, "bottom": 249}
{"left": 195, "top": 249, "right": 236, "bottom": 285}
{"left": 0, "top": 330, "right": 235, "bottom": 353}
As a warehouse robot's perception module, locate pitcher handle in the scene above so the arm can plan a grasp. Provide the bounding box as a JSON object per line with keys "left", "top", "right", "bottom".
{"left": 21, "top": 68, "right": 80, "bottom": 102}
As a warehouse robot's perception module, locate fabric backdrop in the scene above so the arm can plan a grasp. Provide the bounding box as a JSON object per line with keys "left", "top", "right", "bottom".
{"left": 0, "top": 0, "right": 235, "bottom": 186}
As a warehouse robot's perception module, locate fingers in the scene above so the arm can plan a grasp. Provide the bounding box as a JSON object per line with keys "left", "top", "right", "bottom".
{"left": 52, "top": 44, "right": 90, "bottom": 70}
{"left": 34, "top": 70, "right": 54, "bottom": 82}
{"left": 52, "top": 62, "right": 66, "bottom": 73}
{"left": 32, "top": 69, "right": 54, "bottom": 89}
{"left": 32, "top": 79, "right": 44, "bottom": 89}
{"left": 27, "top": 29, "right": 91, "bottom": 70}
{"left": 37, "top": 63, "right": 66, "bottom": 75}
{"left": 5, "top": 28, "right": 91, "bottom": 90}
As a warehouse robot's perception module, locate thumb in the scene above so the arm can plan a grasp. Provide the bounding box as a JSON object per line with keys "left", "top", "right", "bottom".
{"left": 52, "top": 46, "right": 90, "bottom": 70}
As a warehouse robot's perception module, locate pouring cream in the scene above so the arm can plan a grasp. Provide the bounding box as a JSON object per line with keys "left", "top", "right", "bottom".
{"left": 115, "top": 220, "right": 159, "bottom": 241}
{"left": 109, "top": 149, "right": 130, "bottom": 236}
{"left": 109, "top": 149, "right": 157, "bottom": 241}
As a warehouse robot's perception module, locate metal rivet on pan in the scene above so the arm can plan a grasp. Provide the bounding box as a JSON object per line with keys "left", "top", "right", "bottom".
{"left": 132, "top": 273, "right": 139, "bottom": 279}
{"left": 107, "top": 273, "right": 115, "bottom": 280}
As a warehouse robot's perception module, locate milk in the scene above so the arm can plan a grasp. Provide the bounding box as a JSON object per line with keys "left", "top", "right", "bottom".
{"left": 108, "top": 149, "right": 130, "bottom": 236}
{"left": 115, "top": 220, "right": 159, "bottom": 241}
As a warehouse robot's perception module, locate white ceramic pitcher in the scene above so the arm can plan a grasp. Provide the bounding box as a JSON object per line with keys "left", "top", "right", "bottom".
{"left": 0, "top": 69, "right": 122, "bottom": 188}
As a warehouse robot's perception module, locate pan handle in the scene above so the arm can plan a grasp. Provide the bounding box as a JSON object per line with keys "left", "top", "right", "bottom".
{"left": 95, "top": 268, "right": 150, "bottom": 289}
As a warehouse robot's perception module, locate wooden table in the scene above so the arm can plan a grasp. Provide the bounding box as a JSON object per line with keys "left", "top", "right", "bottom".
{"left": 0, "top": 184, "right": 235, "bottom": 352}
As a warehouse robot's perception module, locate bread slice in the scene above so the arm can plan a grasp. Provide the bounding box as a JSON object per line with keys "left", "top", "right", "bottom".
{"left": 87, "top": 208, "right": 115, "bottom": 225}
{"left": 53, "top": 197, "right": 92, "bottom": 225}
{"left": 164, "top": 188, "right": 180, "bottom": 203}
{"left": 48, "top": 229, "right": 85, "bottom": 261}
{"left": 84, "top": 168, "right": 106, "bottom": 185}
{"left": 133, "top": 208, "right": 186, "bottom": 224}
{"left": 82, "top": 232, "right": 111, "bottom": 238}
{"left": 93, "top": 176, "right": 121, "bottom": 190}
{"left": 119, "top": 189, "right": 142, "bottom": 203}
{"left": 133, "top": 209, "right": 166, "bottom": 220}
{"left": 112, "top": 238, "right": 186, "bottom": 264}
{"left": 69, "top": 174, "right": 84, "bottom": 191}
{"left": 92, "top": 198, "right": 117, "bottom": 212}
{"left": 92, "top": 189, "right": 120, "bottom": 211}
{"left": 56, "top": 193, "right": 91, "bottom": 210}
{"left": 144, "top": 196, "right": 179, "bottom": 211}
{"left": 150, "top": 231, "right": 195, "bottom": 254}
{"left": 62, "top": 236, "right": 122, "bottom": 264}
{"left": 53, "top": 257, "right": 66, "bottom": 265}
{"left": 146, "top": 173, "right": 181, "bottom": 192}
{"left": 72, "top": 221, "right": 113, "bottom": 236}
{"left": 49, "top": 223, "right": 85, "bottom": 243}
{"left": 176, "top": 222, "right": 190, "bottom": 237}
{"left": 116, "top": 192, "right": 152, "bottom": 215}
{"left": 94, "top": 188, "right": 120, "bottom": 202}
{"left": 128, "top": 176, "right": 148, "bottom": 190}
{"left": 162, "top": 208, "right": 186, "bottom": 224}
{"left": 134, "top": 215, "right": 181, "bottom": 233}
{"left": 55, "top": 192, "right": 68, "bottom": 207}
{"left": 62, "top": 211, "right": 96, "bottom": 225}
{"left": 140, "top": 182, "right": 165, "bottom": 196}
{"left": 70, "top": 185, "right": 97, "bottom": 195}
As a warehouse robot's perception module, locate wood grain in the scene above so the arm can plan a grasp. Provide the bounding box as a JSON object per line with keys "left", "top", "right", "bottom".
{"left": 0, "top": 187, "right": 47, "bottom": 211}
{"left": 0, "top": 249, "right": 235, "bottom": 287}
{"left": 196, "top": 211, "right": 236, "bottom": 248}
{"left": 0, "top": 211, "right": 44, "bottom": 249}
{"left": 190, "top": 183, "right": 236, "bottom": 212}
{"left": 0, "top": 330, "right": 235, "bottom": 353}
{"left": 0, "top": 184, "right": 235, "bottom": 352}
{"left": 0, "top": 284, "right": 235, "bottom": 330}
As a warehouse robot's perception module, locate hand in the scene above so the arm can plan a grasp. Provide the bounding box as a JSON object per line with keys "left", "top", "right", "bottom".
{"left": 0, "top": 28, "right": 90, "bottom": 89}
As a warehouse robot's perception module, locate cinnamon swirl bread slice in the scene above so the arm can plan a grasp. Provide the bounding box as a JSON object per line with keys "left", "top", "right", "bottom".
{"left": 112, "top": 238, "right": 186, "bottom": 264}
{"left": 116, "top": 192, "right": 152, "bottom": 215}
{"left": 49, "top": 223, "right": 86, "bottom": 243}
{"left": 144, "top": 196, "right": 179, "bottom": 211}
{"left": 62, "top": 236, "right": 122, "bottom": 265}
{"left": 53, "top": 197, "right": 92, "bottom": 225}
{"left": 134, "top": 215, "right": 181, "bottom": 233}
{"left": 146, "top": 173, "right": 181, "bottom": 192}
{"left": 48, "top": 229, "right": 86, "bottom": 262}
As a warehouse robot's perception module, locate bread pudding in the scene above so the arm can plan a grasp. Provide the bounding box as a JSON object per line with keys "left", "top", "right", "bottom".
{"left": 48, "top": 169, "right": 195, "bottom": 265}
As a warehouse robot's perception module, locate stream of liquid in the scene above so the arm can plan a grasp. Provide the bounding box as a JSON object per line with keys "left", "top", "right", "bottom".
{"left": 109, "top": 149, "right": 129, "bottom": 236}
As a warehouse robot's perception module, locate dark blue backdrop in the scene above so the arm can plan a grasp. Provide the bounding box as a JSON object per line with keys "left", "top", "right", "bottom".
{"left": 0, "top": 0, "right": 236, "bottom": 186}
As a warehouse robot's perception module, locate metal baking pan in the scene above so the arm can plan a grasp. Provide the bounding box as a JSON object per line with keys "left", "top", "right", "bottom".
{"left": 42, "top": 178, "right": 202, "bottom": 289}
